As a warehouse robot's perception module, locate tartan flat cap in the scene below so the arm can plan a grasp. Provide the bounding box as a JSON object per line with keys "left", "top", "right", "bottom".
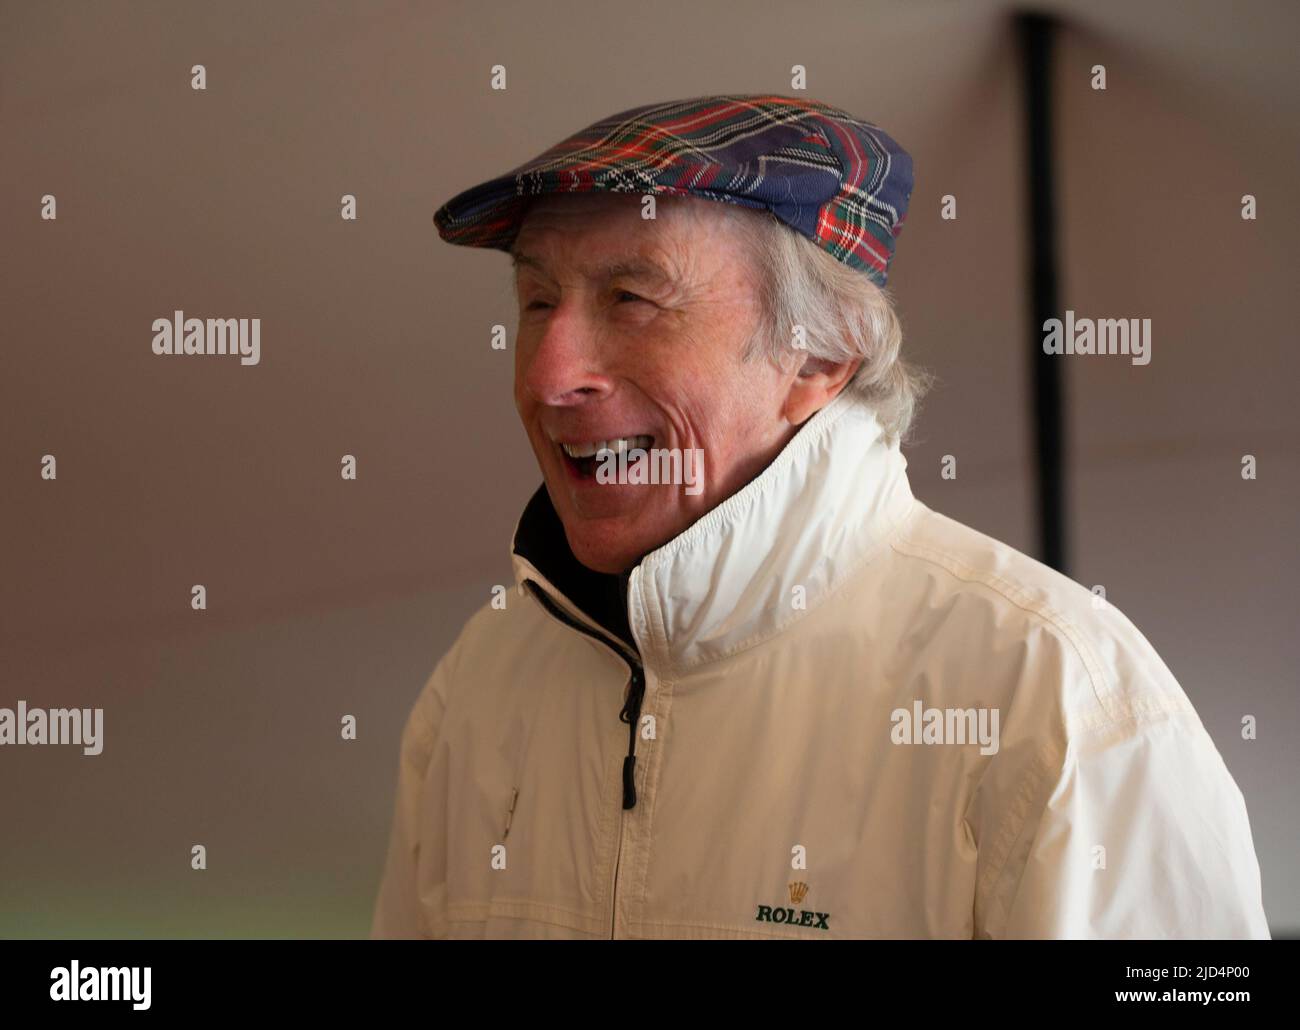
{"left": 433, "top": 93, "right": 914, "bottom": 287}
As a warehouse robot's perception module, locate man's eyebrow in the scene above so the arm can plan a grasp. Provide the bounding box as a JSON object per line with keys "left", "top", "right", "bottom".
{"left": 510, "top": 249, "right": 677, "bottom": 287}
{"left": 509, "top": 250, "right": 545, "bottom": 273}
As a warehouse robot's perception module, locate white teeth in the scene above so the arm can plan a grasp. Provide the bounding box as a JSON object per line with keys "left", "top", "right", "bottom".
{"left": 562, "top": 435, "right": 653, "bottom": 459}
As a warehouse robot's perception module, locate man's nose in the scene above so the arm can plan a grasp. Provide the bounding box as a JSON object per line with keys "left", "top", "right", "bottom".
{"left": 521, "top": 300, "right": 614, "bottom": 407}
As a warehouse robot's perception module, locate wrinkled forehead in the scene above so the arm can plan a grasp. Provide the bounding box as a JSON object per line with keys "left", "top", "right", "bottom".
{"left": 511, "top": 192, "right": 752, "bottom": 283}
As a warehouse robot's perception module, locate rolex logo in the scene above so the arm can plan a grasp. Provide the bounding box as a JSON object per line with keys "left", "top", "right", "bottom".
{"left": 755, "top": 882, "right": 830, "bottom": 931}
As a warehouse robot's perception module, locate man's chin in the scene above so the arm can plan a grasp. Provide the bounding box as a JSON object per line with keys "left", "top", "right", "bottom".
{"left": 546, "top": 478, "right": 685, "bottom": 572}
{"left": 560, "top": 517, "right": 659, "bottom": 575}
{"left": 565, "top": 531, "right": 642, "bottom": 575}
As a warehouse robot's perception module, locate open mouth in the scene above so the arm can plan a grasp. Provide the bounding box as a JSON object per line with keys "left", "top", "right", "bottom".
{"left": 559, "top": 435, "right": 655, "bottom": 479}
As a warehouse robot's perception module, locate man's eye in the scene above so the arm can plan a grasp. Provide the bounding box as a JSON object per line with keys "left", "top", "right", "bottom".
{"left": 523, "top": 293, "right": 646, "bottom": 310}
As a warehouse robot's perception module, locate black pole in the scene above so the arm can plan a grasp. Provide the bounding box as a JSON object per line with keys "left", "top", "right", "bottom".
{"left": 1017, "top": 10, "right": 1068, "bottom": 574}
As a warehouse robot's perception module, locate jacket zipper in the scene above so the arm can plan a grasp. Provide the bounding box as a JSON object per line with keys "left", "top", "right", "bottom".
{"left": 520, "top": 579, "right": 647, "bottom": 938}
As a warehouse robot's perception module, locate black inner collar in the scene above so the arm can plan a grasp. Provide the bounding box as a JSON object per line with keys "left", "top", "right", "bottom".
{"left": 511, "top": 485, "right": 638, "bottom": 655}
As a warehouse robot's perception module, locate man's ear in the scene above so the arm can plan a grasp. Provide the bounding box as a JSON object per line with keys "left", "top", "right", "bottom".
{"left": 781, "top": 354, "right": 863, "bottom": 426}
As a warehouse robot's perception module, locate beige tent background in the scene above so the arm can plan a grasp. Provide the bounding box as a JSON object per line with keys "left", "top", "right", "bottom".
{"left": 2, "top": 0, "right": 1296, "bottom": 936}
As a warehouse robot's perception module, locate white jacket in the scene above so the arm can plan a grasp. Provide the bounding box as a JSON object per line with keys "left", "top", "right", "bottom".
{"left": 371, "top": 391, "right": 1270, "bottom": 939}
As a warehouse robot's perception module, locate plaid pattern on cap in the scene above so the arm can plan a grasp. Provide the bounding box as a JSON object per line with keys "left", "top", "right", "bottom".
{"left": 433, "top": 94, "right": 914, "bottom": 287}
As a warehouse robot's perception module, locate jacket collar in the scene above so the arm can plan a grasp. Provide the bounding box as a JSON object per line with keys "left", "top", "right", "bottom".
{"left": 511, "top": 391, "right": 916, "bottom": 676}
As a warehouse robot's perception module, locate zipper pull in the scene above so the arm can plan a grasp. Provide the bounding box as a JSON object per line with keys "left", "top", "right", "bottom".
{"left": 620, "top": 667, "right": 645, "bottom": 809}
{"left": 619, "top": 666, "right": 645, "bottom": 723}
{"left": 503, "top": 786, "right": 519, "bottom": 839}
{"left": 622, "top": 755, "right": 637, "bottom": 810}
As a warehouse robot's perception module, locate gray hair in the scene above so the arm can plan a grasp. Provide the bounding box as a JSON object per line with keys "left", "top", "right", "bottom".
{"left": 719, "top": 203, "right": 932, "bottom": 443}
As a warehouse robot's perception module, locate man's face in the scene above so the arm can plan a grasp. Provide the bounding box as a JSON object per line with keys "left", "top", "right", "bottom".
{"left": 511, "top": 192, "right": 801, "bottom": 574}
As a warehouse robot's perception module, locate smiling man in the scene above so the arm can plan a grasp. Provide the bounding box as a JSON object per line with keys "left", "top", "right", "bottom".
{"left": 511, "top": 190, "right": 846, "bottom": 576}
{"left": 372, "top": 94, "right": 1269, "bottom": 939}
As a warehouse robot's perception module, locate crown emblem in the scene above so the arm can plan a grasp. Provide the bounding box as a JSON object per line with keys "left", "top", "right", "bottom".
{"left": 788, "top": 881, "right": 809, "bottom": 905}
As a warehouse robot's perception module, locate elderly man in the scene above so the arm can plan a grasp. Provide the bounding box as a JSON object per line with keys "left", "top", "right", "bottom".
{"left": 372, "top": 95, "right": 1269, "bottom": 939}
